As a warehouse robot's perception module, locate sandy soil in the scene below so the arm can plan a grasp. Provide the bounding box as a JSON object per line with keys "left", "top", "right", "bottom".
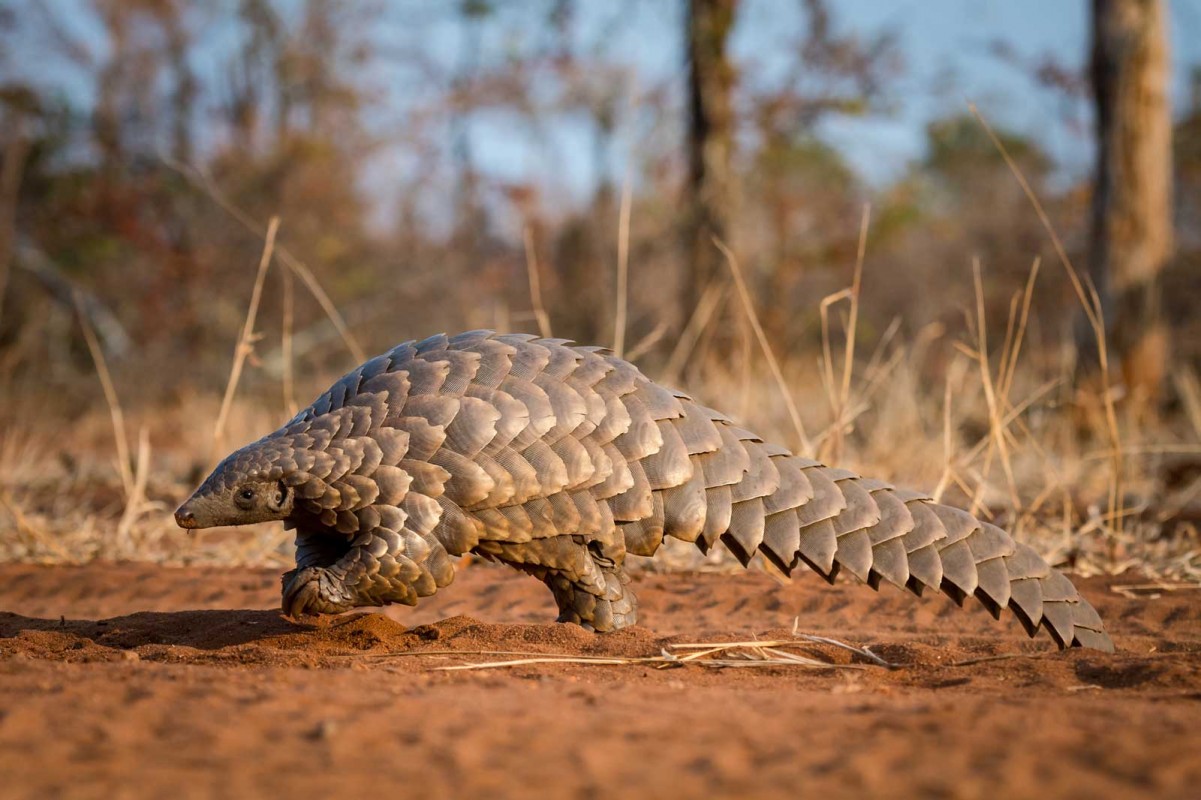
{"left": 0, "top": 561, "right": 1198, "bottom": 800}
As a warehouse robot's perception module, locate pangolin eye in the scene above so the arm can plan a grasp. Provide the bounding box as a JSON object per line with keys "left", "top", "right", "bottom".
{"left": 240, "top": 489, "right": 255, "bottom": 501}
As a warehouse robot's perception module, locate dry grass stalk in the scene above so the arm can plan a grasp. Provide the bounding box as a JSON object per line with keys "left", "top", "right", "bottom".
{"left": 113, "top": 427, "right": 151, "bottom": 556}
{"left": 713, "top": 237, "right": 812, "bottom": 454}
{"left": 819, "top": 290, "right": 851, "bottom": 409}
{"left": 438, "top": 655, "right": 660, "bottom": 671}
{"left": 814, "top": 204, "right": 870, "bottom": 463}
{"left": 1110, "top": 581, "right": 1201, "bottom": 599}
{"left": 969, "top": 103, "right": 1124, "bottom": 541}
{"left": 73, "top": 290, "right": 134, "bottom": 499}
{"left": 430, "top": 635, "right": 890, "bottom": 672}
{"left": 995, "top": 292, "right": 1022, "bottom": 408}
{"left": 1000, "top": 258, "right": 1042, "bottom": 409}
{"left": 786, "top": 630, "right": 895, "bottom": 669}
{"left": 859, "top": 315, "right": 903, "bottom": 392}
{"left": 625, "top": 320, "right": 669, "bottom": 362}
{"left": 613, "top": 171, "right": 632, "bottom": 357}
{"left": 970, "top": 259, "right": 1021, "bottom": 514}
{"left": 213, "top": 216, "right": 280, "bottom": 456}
{"left": 664, "top": 279, "right": 723, "bottom": 383}
{"left": 933, "top": 369, "right": 958, "bottom": 502}
{"left": 277, "top": 242, "right": 365, "bottom": 363}
{"left": 522, "top": 225, "right": 553, "bottom": 339}
{"left": 737, "top": 307, "right": 753, "bottom": 420}
{"left": 1173, "top": 368, "right": 1201, "bottom": 441}
{"left": 856, "top": 320, "right": 908, "bottom": 403}
{"left": 961, "top": 378, "right": 1064, "bottom": 469}
{"left": 838, "top": 206, "right": 870, "bottom": 445}
{"left": 280, "top": 259, "right": 299, "bottom": 418}
{"left": 349, "top": 649, "right": 638, "bottom": 661}
{"left": 0, "top": 489, "right": 70, "bottom": 561}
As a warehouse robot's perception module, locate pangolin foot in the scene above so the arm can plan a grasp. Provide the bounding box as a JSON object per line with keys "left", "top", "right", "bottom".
{"left": 281, "top": 567, "right": 355, "bottom": 617}
{"left": 549, "top": 567, "right": 638, "bottom": 632}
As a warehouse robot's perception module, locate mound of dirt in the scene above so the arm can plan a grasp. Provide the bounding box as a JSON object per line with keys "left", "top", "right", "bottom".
{"left": 0, "top": 562, "right": 1198, "bottom": 799}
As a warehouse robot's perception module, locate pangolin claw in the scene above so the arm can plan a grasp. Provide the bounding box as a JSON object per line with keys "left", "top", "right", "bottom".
{"left": 281, "top": 567, "right": 351, "bottom": 617}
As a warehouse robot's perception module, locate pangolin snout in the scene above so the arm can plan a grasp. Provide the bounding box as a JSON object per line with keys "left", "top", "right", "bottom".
{"left": 174, "top": 503, "right": 198, "bottom": 529}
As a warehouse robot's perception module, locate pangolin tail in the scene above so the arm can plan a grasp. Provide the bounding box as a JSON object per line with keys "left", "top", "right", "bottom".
{"left": 622, "top": 397, "right": 1113, "bottom": 652}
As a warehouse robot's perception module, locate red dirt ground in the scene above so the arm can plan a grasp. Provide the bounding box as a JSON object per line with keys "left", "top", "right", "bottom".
{"left": 0, "top": 561, "right": 1198, "bottom": 799}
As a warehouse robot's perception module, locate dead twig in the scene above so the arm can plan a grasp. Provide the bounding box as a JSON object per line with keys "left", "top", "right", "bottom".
{"left": 280, "top": 257, "right": 298, "bottom": 419}
{"left": 213, "top": 216, "right": 280, "bottom": 456}
{"left": 613, "top": 170, "right": 632, "bottom": 358}
{"left": 523, "top": 226, "right": 553, "bottom": 339}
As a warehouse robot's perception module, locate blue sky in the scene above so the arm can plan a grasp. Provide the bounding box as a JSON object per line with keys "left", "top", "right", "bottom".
{"left": 807, "top": 0, "right": 1200, "bottom": 185}
{"left": 378, "top": 0, "right": 1201, "bottom": 226}
{"left": 5, "top": 1, "right": 1200, "bottom": 227}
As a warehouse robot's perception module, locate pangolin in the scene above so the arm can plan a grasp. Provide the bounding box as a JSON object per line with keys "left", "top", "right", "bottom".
{"left": 175, "top": 331, "right": 1113, "bottom": 651}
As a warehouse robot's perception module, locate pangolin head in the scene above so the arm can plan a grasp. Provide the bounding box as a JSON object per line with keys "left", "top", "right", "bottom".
{"left": 175, "top": 437, "right": 297, "bottom": 529}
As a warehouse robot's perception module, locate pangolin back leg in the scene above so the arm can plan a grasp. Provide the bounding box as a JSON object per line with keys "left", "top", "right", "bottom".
{"left": 474, "top": 535, "right": 638, "bottom": 632}
{"left": 545, "top": 564, "right": 637, "bottom": 632}
{"left": 636, "top": 395, "right": 1114, "bottom": 652}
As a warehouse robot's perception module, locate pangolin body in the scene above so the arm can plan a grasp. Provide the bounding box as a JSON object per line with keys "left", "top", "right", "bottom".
{"left": 177, "top": 331, "right": 1113, "bottom": 651}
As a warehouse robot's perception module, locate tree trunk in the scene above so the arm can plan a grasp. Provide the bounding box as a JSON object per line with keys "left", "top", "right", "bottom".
{"left": 684, "top": 0, "right": 738, "bottom": 328}
{"left": 1084, "top": 0, "right": 1174, "bottom": 410}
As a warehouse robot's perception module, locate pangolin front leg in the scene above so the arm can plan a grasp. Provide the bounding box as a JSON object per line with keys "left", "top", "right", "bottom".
{"left": 282, "top": 526, "right": 453, "bottom": 616}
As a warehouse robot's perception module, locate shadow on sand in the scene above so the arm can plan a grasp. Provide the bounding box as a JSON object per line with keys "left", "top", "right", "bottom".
{"left": 0, "top": 608, "right": 318, "bottom": 651}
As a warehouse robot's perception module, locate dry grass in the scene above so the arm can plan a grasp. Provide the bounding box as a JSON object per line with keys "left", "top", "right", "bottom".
{"left": 1, "top": 112, "right": 1199, "bottom": 583}
{"left": 4, "top": 238, "right": 1201, "bottom": 581}
{"left": 344, "top": 630, "right": 895, "bottom": 672}
{"left": 523, "top": 225, "right": 553, "bottom": 340}
{"left": 1, "top": 308, "right": 1198, "bottom": 579}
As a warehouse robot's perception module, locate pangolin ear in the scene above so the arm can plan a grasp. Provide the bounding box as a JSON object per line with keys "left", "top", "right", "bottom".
{"left": 268, "top": 479, "right": 291, "bottom": 512}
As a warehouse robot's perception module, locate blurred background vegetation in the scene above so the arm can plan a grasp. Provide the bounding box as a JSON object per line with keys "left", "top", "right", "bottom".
{"left": 0, "top": 0, "right": 1198, "bottom": 574}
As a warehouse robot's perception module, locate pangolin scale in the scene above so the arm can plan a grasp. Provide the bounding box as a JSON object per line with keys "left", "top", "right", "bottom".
{"left": 176, "top": 331, "right": 1113, "bottom": 652}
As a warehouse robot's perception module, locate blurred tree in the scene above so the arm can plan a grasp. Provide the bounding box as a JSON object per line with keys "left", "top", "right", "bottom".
{"left": 862, "top": 114, "right": 1057, "bottom": 342}
{"left": 738, "top": 0, "right": 898, "bottom": 342}
{"left": 153, "top": 1, "right": 197, "bottom": 164}
{"left": 683, "top": 0, "right": 737, "bottom": 330}
{"left": 450, "top": 0, "right": 490, "bottom": 278}
{"left": 925, "top": 115, "right": 1050, "bottom": 189}
{"left": 1083, "top": 0, "right": 1174, "bottom": 411}
{"left": 549, "top": 0, "right": 629, "bottom": 345}
{"left": 747, "top": 134, "right": 857, "bottom": 335}
{"left": 1174, "top": 68, "right": 1201, "bottom": 249}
